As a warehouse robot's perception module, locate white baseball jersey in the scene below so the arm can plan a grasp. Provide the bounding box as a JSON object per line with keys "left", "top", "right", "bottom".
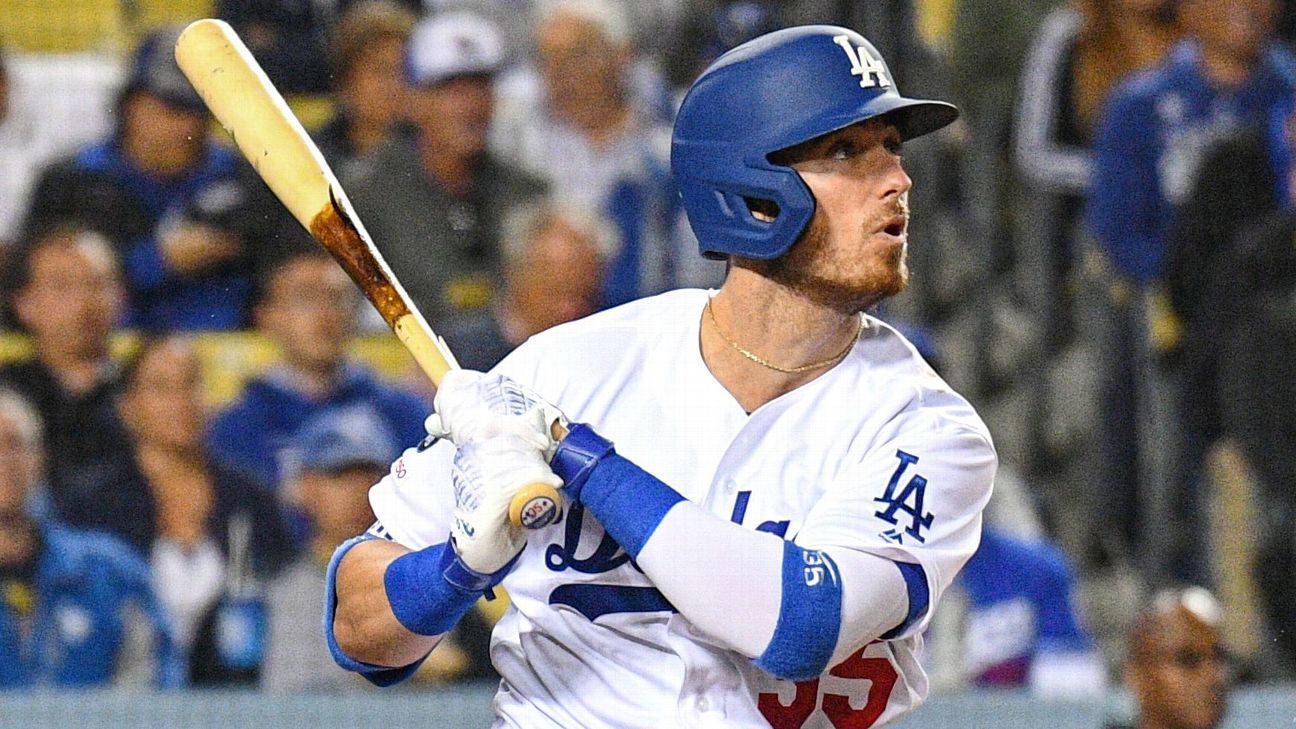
{"left": 370, "top": 289, "right": 996, "bottom": 728}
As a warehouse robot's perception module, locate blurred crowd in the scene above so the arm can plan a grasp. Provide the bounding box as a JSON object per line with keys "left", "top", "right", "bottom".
{"left": 0, "top": 0, "right": 1290, "bottom": 714}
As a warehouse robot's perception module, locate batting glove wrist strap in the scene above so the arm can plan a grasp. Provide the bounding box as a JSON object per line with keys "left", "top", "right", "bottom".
{"left": 442, "top": 538, "right": 510, "bottom": 592}
{"left": 384, "top": 542, "right": 485, "bottom": 636}
{"left": 551, "top": 423, "right": 616, "bottom": 502}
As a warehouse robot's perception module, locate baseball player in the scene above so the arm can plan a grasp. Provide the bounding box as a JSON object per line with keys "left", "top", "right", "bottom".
{"left": 327, "top": 25, "right": 996, "bottom": 728}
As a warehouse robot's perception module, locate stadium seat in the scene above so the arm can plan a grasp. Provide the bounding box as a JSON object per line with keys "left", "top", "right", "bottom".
{"left": 0, "top": 0, "right": 129, "bottom": 53}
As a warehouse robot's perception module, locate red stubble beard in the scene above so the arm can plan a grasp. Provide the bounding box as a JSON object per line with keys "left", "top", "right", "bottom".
{"left": 756, "top": 202, "right": 910, "bottom": 314}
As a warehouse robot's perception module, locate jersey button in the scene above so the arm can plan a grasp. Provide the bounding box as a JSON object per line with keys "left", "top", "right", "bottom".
{"left": 696, "top": 698, "right": 710, "bottom": 712}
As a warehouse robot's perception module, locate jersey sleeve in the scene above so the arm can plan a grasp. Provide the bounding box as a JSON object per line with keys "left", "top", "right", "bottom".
{"left": 797, "top": 408, "right": 997, "bottom": 641}
{"left": 366, "top": 438, "right": 457, "bottom": 550}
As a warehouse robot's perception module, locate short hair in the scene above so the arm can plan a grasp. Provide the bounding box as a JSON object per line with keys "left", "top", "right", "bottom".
{"left": 0, "top": 388, "right": 43, "bottom": 452}
{"left": 535, "top": 0, "right": 633, "bottom": 46}
{"left": 331, "top": 0, "right": 418, "bottom": 84}
{"left": 1128, "top": 586, "right": 1223, "bottom": 664}
{"left": 119, "top": 333, "right": 197, "bottom": 394}
{"left": 499, "top": 200, "right": 618, "bottom": 268}
{"left": 4, "top": 223, "right": 118, "bottom": 295}
{"left": 252, "top": 247, "right": 338, "bottom": 308}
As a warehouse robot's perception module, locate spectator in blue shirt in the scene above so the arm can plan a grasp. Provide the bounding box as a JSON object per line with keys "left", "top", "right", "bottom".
{"left": 19, "top": 26, "right": 304, "bottom": 331}
{"left": 1080, "top": 0, "right": 1294, "bottom": 583}
{"left": 954, "top": 528, "right": 1106, "bottom": 696}
{"left": 209, "top": 251, "right": 428, "bottom": 494}
{"left": 0, "top": 389, "right": 183, "bottom": 689}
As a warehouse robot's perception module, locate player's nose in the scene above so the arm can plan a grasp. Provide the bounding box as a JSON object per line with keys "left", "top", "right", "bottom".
{"left": 877, "top": 158, "right": 912, "bottom": 202}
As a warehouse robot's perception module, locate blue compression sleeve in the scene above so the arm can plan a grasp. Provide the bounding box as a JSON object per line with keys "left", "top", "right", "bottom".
{"left": 552, "top": 423, "right": 683, "bottom": 558}
{"left": 324, "top": 534, "right": 424, "bottom": 687}
{"left": 383, "top": 542, "right": 492, "bottom": 636}
{"left": 755, "top": 541, "right": 843, "bottom": 681}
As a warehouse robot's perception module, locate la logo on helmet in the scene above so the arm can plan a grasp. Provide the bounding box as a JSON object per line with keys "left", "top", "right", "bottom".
{"left": 833, "top": 35, "right": 890, "bottom": 89}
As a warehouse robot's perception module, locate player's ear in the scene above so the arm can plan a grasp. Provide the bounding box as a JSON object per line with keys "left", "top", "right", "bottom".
{"left": 11, "top": 286, "right": 35, "bottom": 331}
{"left": 744, "top": 197, "right": 780, "bottom": 223}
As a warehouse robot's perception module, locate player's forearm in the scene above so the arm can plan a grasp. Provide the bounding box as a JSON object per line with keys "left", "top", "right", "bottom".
{"left": 634, "top": 502, "right": 782, "bottom": 656}
{"left": 554, "top": 426, "right": 909, "bottom": 679}
{"left": 637, "top": 501, "right": 910, "bottom": 668}
{"left": 332, "top": 539, "right": 442, "bottom": 668}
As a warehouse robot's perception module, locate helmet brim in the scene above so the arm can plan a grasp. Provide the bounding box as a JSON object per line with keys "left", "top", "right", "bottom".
{"left": 798, "top": 95, "right": 959, "bottom": 151}
{"left": 878, "top": 97, "right": 960, "bottom": 141}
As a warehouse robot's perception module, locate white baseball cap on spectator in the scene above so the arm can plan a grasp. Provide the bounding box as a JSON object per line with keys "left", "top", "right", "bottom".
{"left": 405, "top": 11, "right": 505, "bottom": 88}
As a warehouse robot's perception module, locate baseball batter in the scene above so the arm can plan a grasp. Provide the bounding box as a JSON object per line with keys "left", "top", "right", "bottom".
{"left": 327, "top": 25, "right": 996, "bottom": 729}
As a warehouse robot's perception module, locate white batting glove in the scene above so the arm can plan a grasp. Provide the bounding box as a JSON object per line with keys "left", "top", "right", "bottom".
{"left": 430, "top": 370, "right": 567, "bottom": 459}
{"left": 450, "top": 434, "right": 563, "bottom": 575}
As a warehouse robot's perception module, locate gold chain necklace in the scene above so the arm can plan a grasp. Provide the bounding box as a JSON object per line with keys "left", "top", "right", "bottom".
{"left": 705, "top": 297, "right": 863, "bottom": 374}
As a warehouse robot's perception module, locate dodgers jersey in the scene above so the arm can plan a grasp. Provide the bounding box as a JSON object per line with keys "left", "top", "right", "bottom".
{"left": 369, "top": 289, "right": 996, "bottom": 728}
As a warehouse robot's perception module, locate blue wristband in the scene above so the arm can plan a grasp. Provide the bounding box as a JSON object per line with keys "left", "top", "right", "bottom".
{"left": 755, "top": 542, "right": 843, "bottom": 681}
{"left": 551, "top": 423, "right": 617, "bottom": 502}
{"left": 384, "top": 543, "right": 488, "bottom": 636}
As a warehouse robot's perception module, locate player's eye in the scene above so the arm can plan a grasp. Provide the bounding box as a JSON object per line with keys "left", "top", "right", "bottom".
{"left": 828, "top": 140, "right": 858, "bottom": 160}
{"left": 884, "top": 137, "right": 904, "bottom": 157}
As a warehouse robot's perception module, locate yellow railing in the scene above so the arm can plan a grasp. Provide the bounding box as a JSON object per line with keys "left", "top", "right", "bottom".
{"left": 0, "top": 330, "right": 424, "bottom": 407}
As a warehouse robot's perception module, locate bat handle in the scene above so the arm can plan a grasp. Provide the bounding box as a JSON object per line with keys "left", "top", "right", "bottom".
{"left": 508, "top": 482, "right": 563, "bottom": 530}
{"left": 506, "top": 421, "right": 570, "bottom": 530}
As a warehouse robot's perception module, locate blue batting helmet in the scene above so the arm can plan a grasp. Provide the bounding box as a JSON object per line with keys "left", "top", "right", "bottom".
{"left": 671, "top": 25, "right": 959, "bottom": 260}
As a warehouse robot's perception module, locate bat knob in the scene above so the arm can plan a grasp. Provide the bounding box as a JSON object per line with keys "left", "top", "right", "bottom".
{"left": 509, "top": 483, "right": 563, "bottom": 530}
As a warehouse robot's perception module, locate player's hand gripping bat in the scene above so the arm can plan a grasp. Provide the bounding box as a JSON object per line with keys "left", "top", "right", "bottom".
{"left": 174, "top": 18, "right": 562, "bottom": 530}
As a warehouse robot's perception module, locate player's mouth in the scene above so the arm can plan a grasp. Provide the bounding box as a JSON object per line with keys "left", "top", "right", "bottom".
{"left": 877, "top": 213, "right": 908, "bottom": 240}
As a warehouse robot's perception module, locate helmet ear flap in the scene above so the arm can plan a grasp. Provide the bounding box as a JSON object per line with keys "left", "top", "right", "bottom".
{"left": 675, "top": 142, "right": 815, "bottom": 260}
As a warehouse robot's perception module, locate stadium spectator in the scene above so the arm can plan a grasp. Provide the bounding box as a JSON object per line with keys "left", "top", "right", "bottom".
{"left": 1081, "top": 0, "right": 1292, "bottom": 583}
{"left": 937, "top": 527, "right": 1106, "bottom": 697}
{"left": 1015, "top": 0, "right": 1179, "bottom": 341}
{"left": 492, "top": 0, "right": 716, "bottom": 307}
{"left": 116, "top": 335, "right": 296, "bottom": 685}
{"left": 907, "top": 325, "right": 1103, "bottom": 698}
{"left": 19, "top": 26, "right": 273, "bottom": 331}
{"left": 1221, "top": 208, "right": 1296, "bottom": 672}
{"left": 266, "top": 407, "right": 497, "bottom": 689}
{"left": 0, "top": 389, "right": 184, "bottom": 689}
{"left": 1010, "top": 0, "right": 1180, "bottom": 564}
{"left": 263, "top": 407, "right": 394, "bottom": 691}
{"left": 664, "top": 1, "right": 783, "bottom": 89}
{"left": 343, "top": 11, "right": 547, "bottom": 326}
{"left": 1222, "top": 220, "right": 1296, "bottom": 673}
{"left": 443, "top": 202, "right": 613, "bottom": 370}
{"left": 0, "top": 226, "right": 151, "bottom": 547}
{"left": 1106, "top": 587, "right": 1231, "bottom": 729}
{"left": 1167, "top": 87, "right": 1296, "bottom": 610}
{"left": 313, "top": 1, "right": 417, "bottom": 167}
{"left": 950, "top": 0, "right": 1057, "bottom": 260}
{"left": 216, "top": 0, "right": 332, "bottom": 95}
{"left": 208, "top": 251, "right": 427, "bottom": 494}
{"left": 1169, "top": 96, "right": 1296, "bottom": 667}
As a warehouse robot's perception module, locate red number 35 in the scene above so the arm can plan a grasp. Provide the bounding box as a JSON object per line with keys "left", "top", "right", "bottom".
{"left": 757, "top": 646, "right": 898, "bottom": 729}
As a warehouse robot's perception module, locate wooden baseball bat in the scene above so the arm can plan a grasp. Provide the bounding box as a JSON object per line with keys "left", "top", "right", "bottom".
{"left": 174, "top": 18, "right": 562, "bottom": 530}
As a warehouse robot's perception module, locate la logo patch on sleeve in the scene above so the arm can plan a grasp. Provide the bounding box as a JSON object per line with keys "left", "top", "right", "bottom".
{"left": 874, "top": 450, "right": 934, "bottom": 544}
